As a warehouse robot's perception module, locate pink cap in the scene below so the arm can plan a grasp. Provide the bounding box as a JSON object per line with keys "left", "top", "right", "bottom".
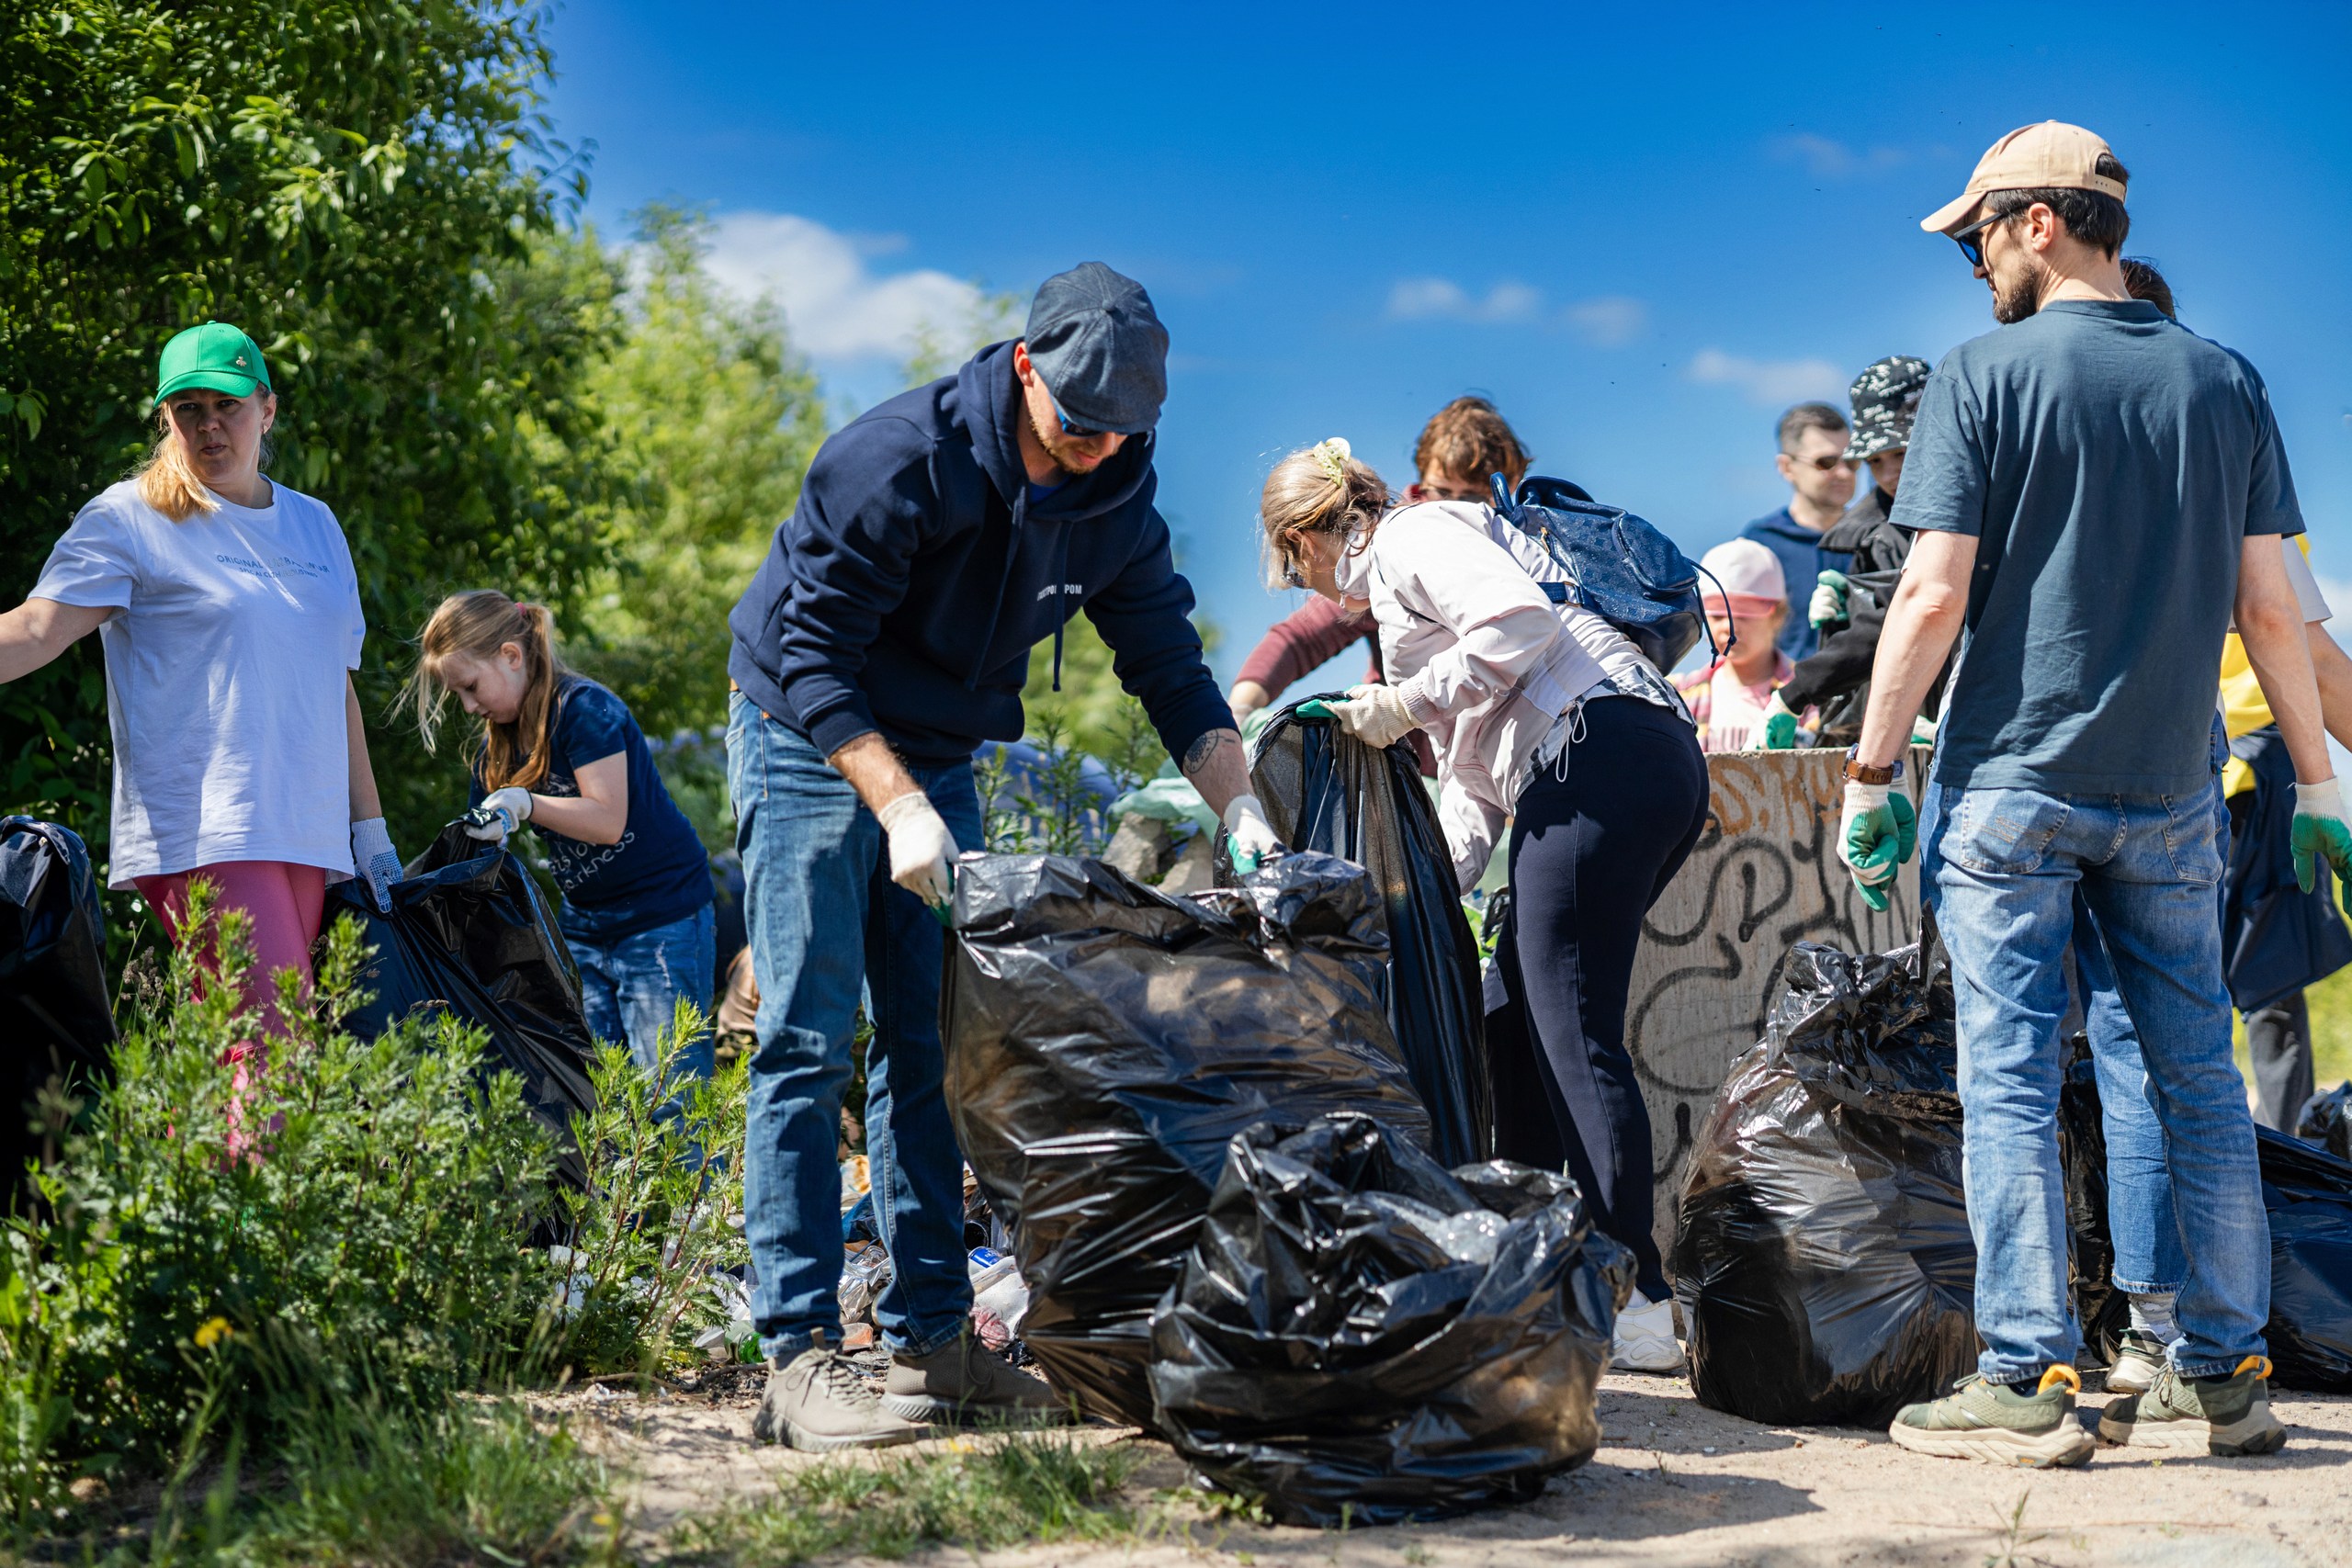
{"left": 1698, "top": 539, "right": 1787, "bottom": 619}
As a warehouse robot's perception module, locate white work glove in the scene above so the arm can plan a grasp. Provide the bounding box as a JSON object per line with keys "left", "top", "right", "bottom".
{"left": 1837, "top": 780, "right": 1917, "bottom": 914}
{"left": 876, "top": 791, "right": 959, "bottom": 908}
{"left": 1808, "top": 570, "right": 1850, "bottom": 630}
{"left": 1223, "top": 794, "right": 1284, "bottom": 876}
{"left": 465, "top": 785, "right": 535, "bottom": 843}
{"left": 2292, "top": 776, "right": 2352, "bottom": 914}
{"left": 1327, "top": 683, "right": 1420, "bottom": 750}
{"left": 351, "top": 816, "right": 402, "bottom": 915}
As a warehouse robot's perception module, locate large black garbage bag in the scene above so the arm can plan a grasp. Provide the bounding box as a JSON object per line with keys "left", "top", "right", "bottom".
{"left": 2255, "top": 1126, "right": 2352, "bottom": 1392}
{"left": 324, "top": 822, "right": 596, "bottom": 1188}
{"left": 0, "top": 818, "right": 115, "bottom": 1209}
{"left": 1673, "top": 939, "right": 1977, "bottom": 1427}
{"left": 1248, "top": 705, "right": 1491, "bottom": 1165}
{"left": 1149, "top": 1113, "right": 1630, "bottom": 1527}
{"left": 2298, "top": 1081, "right": 2352, "bottom": 1161}
{"left": 943, "top": 852, "right": 1432, "bottom": 1426}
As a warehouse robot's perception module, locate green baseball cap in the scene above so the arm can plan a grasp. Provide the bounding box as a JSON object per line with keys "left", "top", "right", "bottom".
{"left": 155, "top": 321, "right": 271, "bottom": 401}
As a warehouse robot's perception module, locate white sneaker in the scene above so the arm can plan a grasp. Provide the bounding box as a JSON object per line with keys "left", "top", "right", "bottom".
{"left": 1611, "top": 1292, "right": 1685, "bottom": 1373}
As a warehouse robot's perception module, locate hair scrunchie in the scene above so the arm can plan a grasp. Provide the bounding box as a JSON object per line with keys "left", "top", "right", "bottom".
{"left": 1310, "top": 436, "right": 1351, "bottom": 484}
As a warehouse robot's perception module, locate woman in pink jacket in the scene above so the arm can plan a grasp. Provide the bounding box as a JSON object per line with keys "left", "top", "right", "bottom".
{"left": 1261, "top": 437, "right": 1709, "bottom": 1372}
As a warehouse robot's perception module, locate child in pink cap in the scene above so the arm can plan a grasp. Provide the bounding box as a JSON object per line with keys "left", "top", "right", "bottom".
{"left": 1675, "top": 539, "right": 1818, "bottom": 752}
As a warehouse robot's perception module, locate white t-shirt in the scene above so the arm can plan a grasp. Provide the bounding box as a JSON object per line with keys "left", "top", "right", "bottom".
{"left": 33, "top": 479, "right": 367, "bottom": 887}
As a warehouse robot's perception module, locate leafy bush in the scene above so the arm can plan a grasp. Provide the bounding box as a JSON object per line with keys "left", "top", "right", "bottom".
{"left": 5, "top": 888, "right": 562, "bottom": 1496}
{"left": 544, "top": 1006, "right": 752, "bottom": 1377}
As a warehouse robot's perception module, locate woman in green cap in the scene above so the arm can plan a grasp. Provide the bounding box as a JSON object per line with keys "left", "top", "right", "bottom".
{"left": 0, "top": 321, "right": 400, "bottom": 1036}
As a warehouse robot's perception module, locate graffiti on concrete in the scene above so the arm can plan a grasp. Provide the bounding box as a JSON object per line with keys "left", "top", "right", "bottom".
{"left": 1626, "top": 748, "right": 1927, "bottom": 1265}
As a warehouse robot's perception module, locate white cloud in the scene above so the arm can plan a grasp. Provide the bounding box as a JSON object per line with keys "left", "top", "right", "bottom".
{"left": 1386, "top": 278, "right": 1646, "bottom": 343}
{"left": 1565, "top": 295, "right": 1647, "bottom": 346}
{"left": 1771, "top": 132, "right": 1908, "bottom": 180}
{"left": 1687, "top": 348, "right": 1847, "bottom": 406}
{"left": 1385, "top": 276, "right": 1544, "bottom": 324}
{"left": 702, "top": 210, "right": 984, "bottom": 362}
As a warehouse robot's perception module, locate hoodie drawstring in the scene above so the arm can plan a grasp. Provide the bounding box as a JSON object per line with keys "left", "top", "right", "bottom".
{"left": 966, "top": 485, "right": 1023, "bottom": 692}
{"left": 1049, "top": 524, "right": 1073, "bottom": 693}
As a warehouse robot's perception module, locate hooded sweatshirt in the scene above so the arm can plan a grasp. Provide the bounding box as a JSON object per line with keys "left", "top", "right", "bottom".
{"left": 728, "top": 341, "right": 1228, "bottom": 768}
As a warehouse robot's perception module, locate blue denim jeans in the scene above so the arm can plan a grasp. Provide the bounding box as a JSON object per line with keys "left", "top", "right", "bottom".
{"left": 569, "top": 906, "right": 718, "bottom": 1112}
{"left": 1928, "top": 779, "right": 2268, "bottom": 1382}
{"left": 2068, "top": 910, "right": 2188, "bottom": 1296}
{"left": 727, "top": 694, "right": 979, "bottom": 1360}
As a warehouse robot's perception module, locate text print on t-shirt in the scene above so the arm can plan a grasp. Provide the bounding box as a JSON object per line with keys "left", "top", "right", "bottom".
{"left": 548, "top": 829, "right": 638, "bottom": 893}
{"left": 214, "top": 551, "right": 338, "bottom": 583}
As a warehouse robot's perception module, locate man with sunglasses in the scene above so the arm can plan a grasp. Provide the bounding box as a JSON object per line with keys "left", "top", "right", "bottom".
{"left": 1839, "top": 120, "right": 2346, "bottom": 1465}
{"left": 725, "top": 261, "right": 1280, "bottom": 1450}
{"left": 1738, "top": 401, "right": 1857, "bottom": 660}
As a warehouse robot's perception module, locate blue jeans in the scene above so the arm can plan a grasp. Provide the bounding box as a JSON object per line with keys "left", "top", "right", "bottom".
{"left": 1928, "top": 780, "right": 2268, "bottom": 1382}
{"left": 727, "top": 694, "right": 980, "bottom": 1360}
{"left": 569, "top": 907, "right": 718, "bottom": 1116}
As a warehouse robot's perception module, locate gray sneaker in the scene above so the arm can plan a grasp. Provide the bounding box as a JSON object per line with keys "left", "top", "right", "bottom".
{"left": 752, "top": 1331, "right": 933, "bottom": 1451}
{"left": 2098, "top": 1355, "right": 2288, "bottom": 1457}
{"left": 883, "top": 1332, "right": 1070, "bottom": 1426}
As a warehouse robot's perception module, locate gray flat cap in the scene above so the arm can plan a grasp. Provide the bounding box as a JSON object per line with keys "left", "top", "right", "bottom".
{"left": 1023, "top": 262, "right": 1169, "bottom": 434}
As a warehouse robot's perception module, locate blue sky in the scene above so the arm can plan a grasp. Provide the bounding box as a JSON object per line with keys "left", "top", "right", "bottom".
{"left": 544, "top": 1, "right": 2352, "bottom": 692}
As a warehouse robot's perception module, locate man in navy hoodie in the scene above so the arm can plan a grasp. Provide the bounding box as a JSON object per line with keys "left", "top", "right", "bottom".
{"left": 726, "top": 263, "right": 1280, "bottom": 1450}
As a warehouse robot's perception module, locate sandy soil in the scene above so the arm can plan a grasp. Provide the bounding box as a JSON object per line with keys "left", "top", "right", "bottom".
{"left": 548, "top": 1365, "right": 2352, "bottom": 1567}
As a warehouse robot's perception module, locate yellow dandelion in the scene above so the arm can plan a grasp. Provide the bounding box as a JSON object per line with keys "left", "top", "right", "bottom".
{"left": 194, "top": 1316, "right": 232, "bottom": 1349}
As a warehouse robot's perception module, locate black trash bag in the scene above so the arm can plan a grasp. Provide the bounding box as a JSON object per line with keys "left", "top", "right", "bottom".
{"left": 2297, "top": 1081, "right": 2352, "bottom": 1161}
{"left": 1149, "top": 1113, "right": 1631, "bottom": 1527}
{"left": 323, "top": 822, "right": 597, "bottom": 1189}
{"left": 0, "top": 818, "right": 115, "bottom": 1210}
{"left": 2255, "top": 1125, "right": 2352, "bottom": 1392}
{"left": 1673, "top": 938, "right": 1978, "bottom": 1427}
{"left": 943, "top": 851, "right": 1433, "bottom": 1426}
{"left": 1248, "top": 705, "right": 1492, "bottom": 1165}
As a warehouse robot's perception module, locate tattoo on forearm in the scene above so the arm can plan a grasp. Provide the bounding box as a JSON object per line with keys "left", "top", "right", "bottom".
{"left": 1182, "top": 728, "right": 1238, "bottom": 774}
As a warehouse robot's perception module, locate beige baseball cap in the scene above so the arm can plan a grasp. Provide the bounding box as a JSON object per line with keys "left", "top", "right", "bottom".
{"left": 1920, "top": 121, "right": 2127, "bottom": 234}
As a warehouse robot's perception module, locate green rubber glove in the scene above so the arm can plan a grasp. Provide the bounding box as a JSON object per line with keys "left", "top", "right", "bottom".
{"left": 1838, "top": 782, "right": 1917, "bottom": 912}
{"left": 1808, "top": 570, "right": 1851, "bottom": 630}
{"left": 2291, "top": 777, "right": 2352, "bottom": 913}
{"left": 1762, "top": 692, "right": 1799, "bottom": 750}
{"left": 1294, "top": 698, "right": 1338, "bottom": 720}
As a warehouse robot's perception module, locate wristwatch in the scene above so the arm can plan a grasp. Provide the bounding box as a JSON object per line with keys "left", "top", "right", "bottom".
{"left": 1842, "top": 747, "right": 1905, "bottom": 786}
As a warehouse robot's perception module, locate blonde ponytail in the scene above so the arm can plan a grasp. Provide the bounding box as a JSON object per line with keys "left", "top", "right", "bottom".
{"left": 405, "top": 590, "right": 572, "bottom": 792}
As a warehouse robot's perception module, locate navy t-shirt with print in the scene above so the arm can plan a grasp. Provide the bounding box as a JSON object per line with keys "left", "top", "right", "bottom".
{"left": 1894, "top": 299, "right": 2302, "bottom": 796}
{"left": 471, "top": 678, "right": 712, "bottom": 942}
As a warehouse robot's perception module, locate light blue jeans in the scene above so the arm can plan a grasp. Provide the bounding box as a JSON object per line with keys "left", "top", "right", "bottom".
{"left": 569, "top": 904, "right": 718, "bottom": 1129}
{"left": 727, "top": 694, "right": 979, "bottom": 1361}
{"left": 1927, "top": 779, "right": 2268, "bottom": 1382}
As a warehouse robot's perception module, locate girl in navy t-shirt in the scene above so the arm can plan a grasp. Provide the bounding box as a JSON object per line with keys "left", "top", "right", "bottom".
{"left": 408, "top": 591, "right": 716, "bottom": 1095}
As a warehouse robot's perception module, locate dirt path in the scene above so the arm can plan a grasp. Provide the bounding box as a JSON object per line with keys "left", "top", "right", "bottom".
{"left": 551, "top": 1369, "right": 2352, "bottom": 1567}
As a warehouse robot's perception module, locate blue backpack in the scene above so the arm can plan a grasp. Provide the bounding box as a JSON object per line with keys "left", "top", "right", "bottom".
{"left": 1487, "top": 474, "right": 1723, "bottom": 672}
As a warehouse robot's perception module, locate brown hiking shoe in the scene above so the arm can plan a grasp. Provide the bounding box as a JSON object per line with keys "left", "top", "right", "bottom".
{"left": 752, "top": 1330, "right": 932, "bottom": 1451}
{"left": 882, "top": 1331, "right": 1070, "bottom": 1426}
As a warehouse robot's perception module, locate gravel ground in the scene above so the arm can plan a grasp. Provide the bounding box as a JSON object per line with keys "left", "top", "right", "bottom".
{"left": 551, "top": 1365, "right": 2352, "bottom": 1567}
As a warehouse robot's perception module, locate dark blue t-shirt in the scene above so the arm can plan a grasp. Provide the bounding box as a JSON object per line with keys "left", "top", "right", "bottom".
{"left": 471, "top": 677, "right": 712, "bottom": 942}
{"left": 1737, "top": 507, "right": 1851, "bottom": 660}
{"left": 1894, "top": 299, "right": 2303, "bottom": 795}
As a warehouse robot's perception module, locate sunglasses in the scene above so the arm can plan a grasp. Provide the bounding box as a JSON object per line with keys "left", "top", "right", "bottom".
{"left": 1948, "top": 208, "right": 2012, "bottom": 270}
{"left": 1049, "top": 394, "right": 1107, "bottom": 441}
{"left": 1792, "top": 453, "right": 1857, "bottom": 473}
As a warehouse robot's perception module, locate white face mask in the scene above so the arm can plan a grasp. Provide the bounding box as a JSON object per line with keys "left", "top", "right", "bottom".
{"left": 1329, "top": 528, "right": 1374, "bottom": 612}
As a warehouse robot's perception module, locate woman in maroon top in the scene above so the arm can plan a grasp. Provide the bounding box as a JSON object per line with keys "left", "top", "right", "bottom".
{"left": 1227, "top": 398, "right": 1533, "bottom": 777}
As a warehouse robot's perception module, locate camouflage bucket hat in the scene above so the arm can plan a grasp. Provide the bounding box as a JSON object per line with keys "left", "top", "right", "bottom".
{"left": 1844, "top": 355, "right": 1932, "bottom": 461}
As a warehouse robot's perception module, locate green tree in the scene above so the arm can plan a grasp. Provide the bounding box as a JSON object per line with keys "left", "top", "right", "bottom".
{"left": 567, "top": 205, "right": 827, "bottom": 747}
{"left": 0, "top": 0, "right": 623, "bottom": 874}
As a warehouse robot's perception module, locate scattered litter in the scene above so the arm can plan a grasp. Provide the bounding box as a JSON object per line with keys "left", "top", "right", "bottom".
{"left": 1150, "top": 1113, "right": 1630, "bottom": 1527}
{"left": 943, "top": 852, "right": 1432, "bottom": 1426}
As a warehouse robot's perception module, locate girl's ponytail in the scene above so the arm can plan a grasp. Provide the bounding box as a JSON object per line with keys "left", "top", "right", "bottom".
{"left": 404, "top": 590, "right": 572, "bottom": 792}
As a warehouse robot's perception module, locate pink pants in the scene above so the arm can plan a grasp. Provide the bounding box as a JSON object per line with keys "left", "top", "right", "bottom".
{"left": 135, "top": 861, "right": 327, "bottom": 1040}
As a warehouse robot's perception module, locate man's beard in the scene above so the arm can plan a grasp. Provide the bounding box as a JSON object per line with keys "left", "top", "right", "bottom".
{"left": 1992, "top": 255, "right": 2050, "bottom": 325}
{"left": 1025, "top": 408, "right": 1092, "bottom": 478}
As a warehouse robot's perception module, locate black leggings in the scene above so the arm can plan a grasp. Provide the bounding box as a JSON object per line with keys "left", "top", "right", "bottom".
{"left": 1494, "top": 695, "right": 1708, "bottom": 1298}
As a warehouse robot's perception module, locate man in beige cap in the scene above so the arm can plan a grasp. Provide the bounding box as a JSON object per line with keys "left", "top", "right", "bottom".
{"left": 1838, "top": 121, "right": 2346, "bottom": 1465}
